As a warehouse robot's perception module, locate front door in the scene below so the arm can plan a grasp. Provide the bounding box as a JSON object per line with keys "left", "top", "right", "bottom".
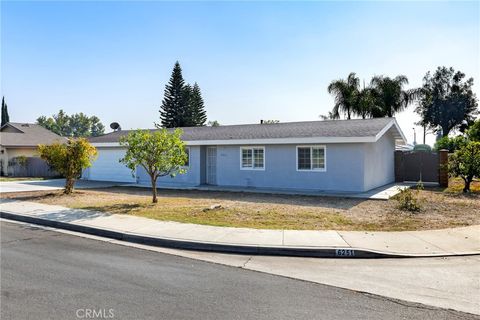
{"left": 206, "top": 147, "right": 217, "bottom": 185}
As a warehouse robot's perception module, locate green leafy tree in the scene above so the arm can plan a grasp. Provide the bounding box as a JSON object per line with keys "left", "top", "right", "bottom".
{"left": 1, "top": 96, "right": 10, "bottom": 126}
{"left": 188, "top": 83, "right": 207, "bottom": 126}
{"left": 159, "top": 61, "right": 187, "bottom": 128}
{"left": 434, "top": 135, "right": 468, "bottom": 152}
{"left": 120, "top": 129, "right": 188, "bottom": 203}
{"left": 467, "top": 119, "right": 480, "bottom": 142}
{"left": 370, "top": 75, "right": 418, "bottom": 117}
{"left": 36, "top": 110, "right": 105, "bottom": 137}
{"left": 327, "top": 72, "right": 360, "bottom": 119}
{"left": 38, "top": 139, "right": 97, "bottom": 194}
{"left": 207, "top": 120, "right": 220, "bottom": 127}
{"left": 416, "top": 67, "right": 479, "bottom": 137}
{"left": 448, "top": 141, "right": 480, "bottom": 192}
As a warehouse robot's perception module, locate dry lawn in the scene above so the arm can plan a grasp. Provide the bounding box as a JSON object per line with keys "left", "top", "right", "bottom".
{"left": 2, "top": 179, "right": 479, "bottom": 231}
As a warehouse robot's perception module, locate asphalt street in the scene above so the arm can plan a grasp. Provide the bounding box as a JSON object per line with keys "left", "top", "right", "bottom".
{"left": 0, "top": 221, "right": 476, "bottom": 320}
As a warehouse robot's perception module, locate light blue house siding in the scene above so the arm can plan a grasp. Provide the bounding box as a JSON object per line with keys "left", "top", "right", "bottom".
{"left": 363, "top": 132, "right": 395, "bottom": 191}
{"left": 135, "top": 140, "right": 395, "bottom": 192}
{"left": 215, "top": 144, "right": 365, "bottom": 192}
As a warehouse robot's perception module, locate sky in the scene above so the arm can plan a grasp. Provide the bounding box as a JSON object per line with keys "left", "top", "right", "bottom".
{"left": 1, "top": 1, "right": 479, "bottom": 145}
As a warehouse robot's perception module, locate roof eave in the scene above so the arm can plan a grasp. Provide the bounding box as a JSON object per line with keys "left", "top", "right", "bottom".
{"left": 374, "top": 119, "right": 407, "bottom": 144}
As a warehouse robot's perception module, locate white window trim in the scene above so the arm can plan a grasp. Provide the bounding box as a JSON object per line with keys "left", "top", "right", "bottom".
{"left": 182, "top": 147, "right": 190, "bottom": 168}
{"left": 296, "top": 145, "right": 327, "bottom": 172}
{"left": 240, "top": 146, "right": 265, "bottom": 171}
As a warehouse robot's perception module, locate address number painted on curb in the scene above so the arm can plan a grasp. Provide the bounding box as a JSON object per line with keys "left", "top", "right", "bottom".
{"left": 335, "top": 249, "right": 355, "bottom": 257}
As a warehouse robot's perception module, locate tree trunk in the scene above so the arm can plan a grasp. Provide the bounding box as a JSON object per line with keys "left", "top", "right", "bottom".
{"left": 442, "top": 124, "right": 450, "bottom": 138}
{"left": 151, "top": 176, "right": 158, "bottom": 203}
{"left": 463, "top": 178, "right": 471, "bottom": 193}
{"left": 64, "top": 178, "right": 75, "bottom": 194}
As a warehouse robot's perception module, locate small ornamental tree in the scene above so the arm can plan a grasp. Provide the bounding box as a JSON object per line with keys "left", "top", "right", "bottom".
{"left": 467, "top": 119, "right": 480, "bottom": 142}
{"left": 119, "top": 129, "right": 188, "bottom": 203}
{"left": 448, "top": 141, "right": 480, "bottom": 193}
{"left": 38, "top": 139, "right": 97, "bottom": 194}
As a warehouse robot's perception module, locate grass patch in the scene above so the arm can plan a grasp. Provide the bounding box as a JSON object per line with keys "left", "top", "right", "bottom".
{"left": 3, "top": 185, "right": 479, "bottom": 231}
{"left": 444, "top": 177, "right": 480, "bottom": 193}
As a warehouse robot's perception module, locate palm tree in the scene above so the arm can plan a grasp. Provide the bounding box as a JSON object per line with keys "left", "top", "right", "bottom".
{"left": 327, "top": 73, "right": 360, "bottom": 119}
{"left": 355, "top": 87, "right": 376, "bottom": 119}
{"left": 370, "top": 75, "right": 418, "bottom": 117}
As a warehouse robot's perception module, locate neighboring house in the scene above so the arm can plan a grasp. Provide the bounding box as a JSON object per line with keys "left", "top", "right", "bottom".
{"left": 0, "top": 122, "right": 65, "bottom": 176}
{"left": 84, "top": 118, "right": 406, "bottom": 193}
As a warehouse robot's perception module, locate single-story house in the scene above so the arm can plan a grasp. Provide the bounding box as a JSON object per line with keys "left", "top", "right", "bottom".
{"left": 83, "top": 118, "right": 407, "bottom": 193}
{"left": 0, "top": 122, "right": 65, "bottom": 176}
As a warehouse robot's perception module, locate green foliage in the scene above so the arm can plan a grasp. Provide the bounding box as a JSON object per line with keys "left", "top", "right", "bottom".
{"left": 8, "top": 156, "right": 28, "bottom": 168}
{"left": 38, "top": 139, "right": 97, "bottom": 194}
{"left": 326, "top": 73, "right": 418, "bottom": 119}
{"left": 36, "top": 110, "right": 105, "bottom": 137}
{"left": 159, "top": 62, "right": 207, "bottom": 128}
{"left": 327, "top": 72, "right": 359, "bottom": 119}
{"left": 1, "top": 96, "right": 10, "bottom": 126}
{"left": 187, "top": 83, "right": 207, "bottom": 126}
{"left": 370, "top": 75, "right": 419, "bottom": 118}
{"left": 119, "top": 129, "right": 188, "bottom": 203}
{"left": 467, "top": 119, "right": 480, "bottom": 142}
{"left": 159, "top": 62, "right": 187, "bottom": 128}
{"left": 434, "top": 135, "right": 468, "bottom": 152}
{"left": 448, "top": 141, "right": 480, "bottom": 192}
{"left": 207, "top": 120, "right": 220, "bottom": 127}
{"left": 415, "top": 66, "right": 479, "bottom": 137}
{"left": 394, "top": 185, "right": 422, "bottom": 212}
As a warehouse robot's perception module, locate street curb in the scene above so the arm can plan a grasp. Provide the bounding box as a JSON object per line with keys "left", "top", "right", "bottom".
{"left": 2, "top": 211, "right": 479, "bottom": 259}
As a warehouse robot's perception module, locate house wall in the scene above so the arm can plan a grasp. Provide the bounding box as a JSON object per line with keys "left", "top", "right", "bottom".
{"left": 363, "top": 132, "right": 395, "bottom": 191}
{"left": 88, "top": 138, "right": 396, "bottom": 192}
{"left": 135, "top": 146, "right": 202, "bottom": 187}
{"left": 215, "top": 143, "right": 365, "bottom": 192}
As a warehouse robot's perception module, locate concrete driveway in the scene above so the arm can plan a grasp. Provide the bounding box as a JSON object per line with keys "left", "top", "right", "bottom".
{"left": 0, "top": 179, "right": 120, "bottom": 193}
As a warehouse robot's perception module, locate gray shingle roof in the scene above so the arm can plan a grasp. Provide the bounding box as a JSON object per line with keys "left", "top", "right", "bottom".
{"left": 89, "top": 118, "right": 399, "bottom": 143}
{"left": 0, "top": 123, "right": 66, "bottom": 147}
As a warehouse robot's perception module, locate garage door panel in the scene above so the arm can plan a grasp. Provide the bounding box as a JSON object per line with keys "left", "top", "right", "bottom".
{"left": 87, "top": 148, "right": 135, "bottom": 183}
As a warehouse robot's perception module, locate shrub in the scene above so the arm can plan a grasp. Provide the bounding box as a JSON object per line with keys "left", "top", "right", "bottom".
{"left": 434, "top": 135, "right": 468, "bottom": 152}
{"left": 38, "top": 138, "right": 97, "bottom": 194}
{"left": 394, "top": 184, "right": 423, "bottom": 212}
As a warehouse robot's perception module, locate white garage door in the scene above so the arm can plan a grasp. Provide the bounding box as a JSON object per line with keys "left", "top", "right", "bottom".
{"left": 86, "top": 148, "right": 135, "bottom": 183}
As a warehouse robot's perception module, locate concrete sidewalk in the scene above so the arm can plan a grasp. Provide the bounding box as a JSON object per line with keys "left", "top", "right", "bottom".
{"left": 0, "top": 179, "right": 120, "bottom": 193}
{"left": 1, "top": 199, "right": 479, "bottom": 258}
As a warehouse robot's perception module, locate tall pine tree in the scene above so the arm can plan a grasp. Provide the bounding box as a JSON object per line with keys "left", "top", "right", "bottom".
{"left": 189, "top": 83, "right": 207, "bottom": 126}
{"left": 158, "top": 62, "right": 187, "bottom": 128}
{"left": 1, "top": 96, "right": 10, "bottom": 126}
{"left": 182, "top": 84, "right": 194, "bottom": 126}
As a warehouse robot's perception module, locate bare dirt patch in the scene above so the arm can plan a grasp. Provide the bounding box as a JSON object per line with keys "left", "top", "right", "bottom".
{"left": 3, "top": 183, "right": 479, "bottom": 231}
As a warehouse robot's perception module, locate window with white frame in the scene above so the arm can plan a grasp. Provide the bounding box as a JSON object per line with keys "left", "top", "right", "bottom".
{"left": 241, "top": 147, "right": 264, "bottom": 169}
{"left": 297, "top": 146, "right": 325, "bottom": 171}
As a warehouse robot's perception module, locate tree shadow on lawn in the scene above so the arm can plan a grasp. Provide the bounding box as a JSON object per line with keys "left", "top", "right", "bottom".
{"left": 84, "top": 186, "right": 368, "bottom": 210}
